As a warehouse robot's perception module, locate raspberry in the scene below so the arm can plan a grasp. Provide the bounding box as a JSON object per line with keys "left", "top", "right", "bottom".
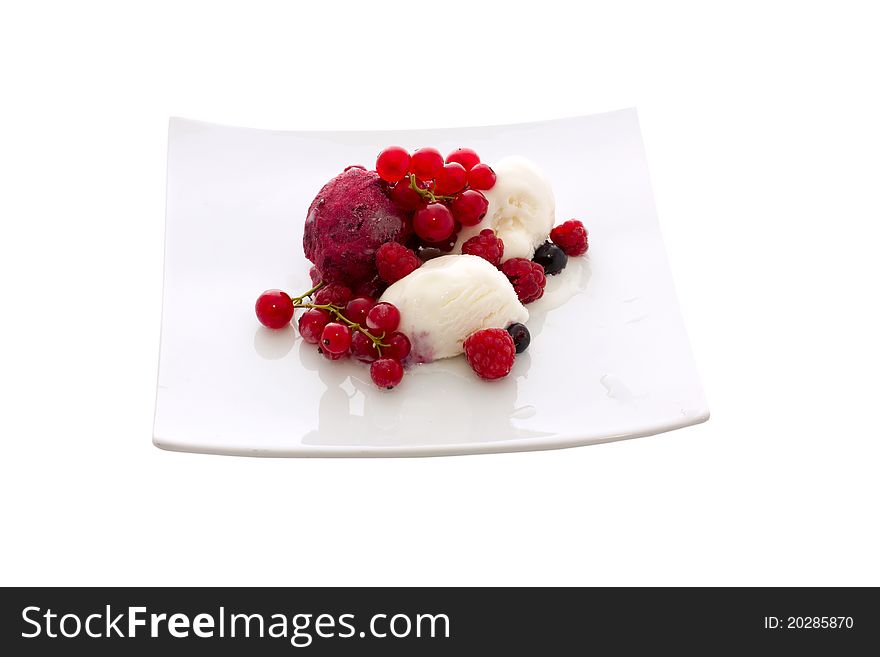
{"left": 463, "top": 329, "right": 516, "bottom": 381}
{"left": 550, "top": 220, "right": 589, "bottom": 256}
{"left": 313, "top": 283, "right": 352, "bottom": 306}
{"left": 309, "top": 266, "right": 322, "bottom": 286}
{"left": 461, "top": 229, "right": 504, "bottom": 267}
{"left": 375, "top": 242, "right": 421, "bottom": 284}
{"left": 501, "top": 258, "right": 546, "bottom": 304}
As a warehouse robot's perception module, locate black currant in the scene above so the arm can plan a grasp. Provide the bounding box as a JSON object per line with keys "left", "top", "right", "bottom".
{"left": 532, "top": 241, "right": 568, "bottom": 275}
{"left": 506, "top": 322, "right": 531, "bottom": 354}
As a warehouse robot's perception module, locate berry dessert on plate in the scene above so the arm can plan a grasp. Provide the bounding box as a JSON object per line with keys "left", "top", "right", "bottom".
{"left": 255, "top": 145, "right": 590, "bottom": 389}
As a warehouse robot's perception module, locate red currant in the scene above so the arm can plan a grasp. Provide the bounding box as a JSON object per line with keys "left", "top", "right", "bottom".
{"left": 390, "top": 175, "right": 427, "bottom": 211}
{"left": 467, "top": 163, "right": 496, "bottom": 190}
{"left": 320, "top": 322, "right": 352, "bottom": 354}
{"left": 445, "top": 147, "right": 481, "bottom": 170}
{"left": 343, "top": 296, "right": 376, "bottom": 325}
{"left": 383, "top": 331, "right": 412, "bottom": 361}
{"left": 433, "top": 162, "right": 468, "bottom": 195}
{"left": 409, "top": 147, "right": 444, "bottom": 182}
{"left": 413, "top": 203, "right": 455, "bottom": 242}
{"left": 450, "top": 189, "right": 489, "bottom": 226}
{"left": 350, "top": 330, "right": 381, "bottom": 362}
{"left": 320, "top": 347, "right": 349, "bottom": 361}
{"left": 370, "top": 358, "right": 404, "bottom": 389}
{"left": 255, "top": 290, "right": 294, "bottom": 329}
{"left": 376, "top": 146, "right": 411, "bottom": 183}
{"left": 365, "top": 302, "right": 400, "bottom": 333}
{"left": 297, "top": 308, "right": 332, "bottom": 344}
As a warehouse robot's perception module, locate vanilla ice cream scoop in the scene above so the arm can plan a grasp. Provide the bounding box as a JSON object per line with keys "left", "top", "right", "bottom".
{"left": 453, "top": 156, "right": 555, "bottom": 262}
{"left": 379, "top": 254, "right": 528, "bottom": 363}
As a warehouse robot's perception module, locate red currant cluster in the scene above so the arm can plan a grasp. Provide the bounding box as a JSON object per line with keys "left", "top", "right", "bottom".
{"left": 376, "top": 146, "right": 496, "bottom": 250}
{"left": 255, "top": 286, "right": 411, "bottom": 389}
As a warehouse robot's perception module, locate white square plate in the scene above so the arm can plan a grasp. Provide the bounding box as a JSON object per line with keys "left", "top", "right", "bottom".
{"left": 154, "top": 110, "right": 708, "bottom": 457}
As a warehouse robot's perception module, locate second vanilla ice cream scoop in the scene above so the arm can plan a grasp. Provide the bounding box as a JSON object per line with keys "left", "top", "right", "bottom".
{"left": 454, "top": 156, "right": 555, "bottom": 262}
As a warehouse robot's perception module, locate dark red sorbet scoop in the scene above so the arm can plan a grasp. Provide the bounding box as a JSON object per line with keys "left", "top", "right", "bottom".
{"left": 303, "top": 168, "right": 410, "bottom": 288}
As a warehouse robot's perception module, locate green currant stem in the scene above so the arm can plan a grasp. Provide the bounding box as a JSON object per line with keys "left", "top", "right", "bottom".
{"left": 294, "top": 298, "right": 389, "bottom": 356}
{"left": 408, "top": 173, "right": 457, "bottom": 203}
{"left": 290, "top": 282, "right": 325, "bottom": 305}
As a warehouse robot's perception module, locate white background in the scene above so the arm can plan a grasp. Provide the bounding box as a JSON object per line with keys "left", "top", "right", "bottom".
{"left": 1, "top": 0, "right": 878, "bottom": 586}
